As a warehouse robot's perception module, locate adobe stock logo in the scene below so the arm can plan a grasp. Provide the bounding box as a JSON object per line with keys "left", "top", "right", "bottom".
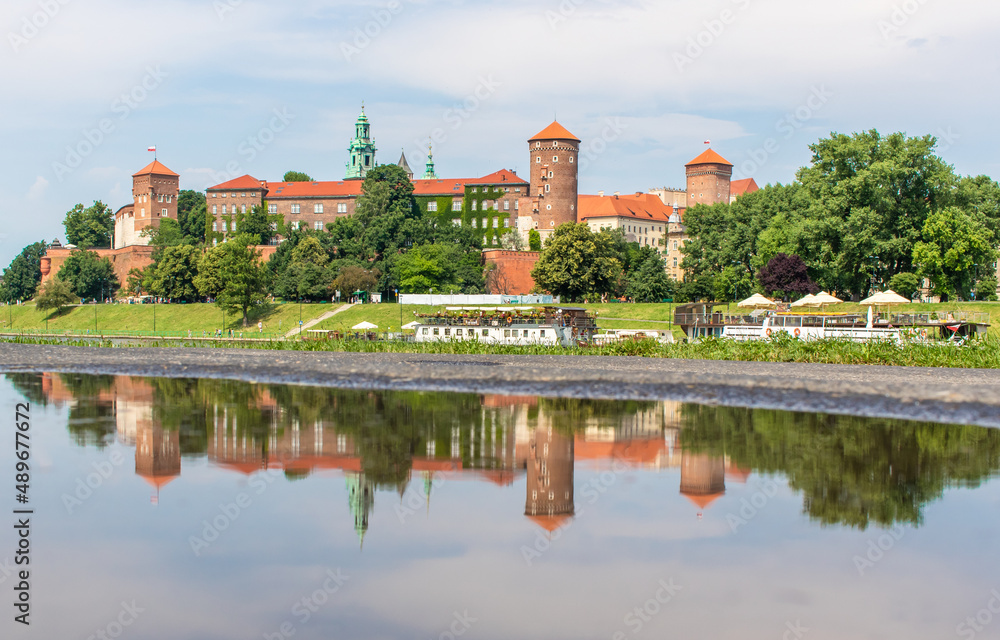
{"left": 8, "top": 0, "right": 73, "bottom": 55}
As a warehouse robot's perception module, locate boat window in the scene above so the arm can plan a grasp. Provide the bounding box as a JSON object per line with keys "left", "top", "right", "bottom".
{"left": 444, "top": 328, "right": 451, "bottom": 336}
{"left": 422, "top": 328, "right": 428, "bottom": 335}
{"left": 433, "top": 328, "right": 439, "bottom": 336}
{"left": 482, "top": 329, "right": 488, "bottom": 336}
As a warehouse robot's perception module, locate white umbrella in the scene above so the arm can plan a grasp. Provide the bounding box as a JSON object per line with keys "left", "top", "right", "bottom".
{"left": 737, "top": 293, "right": 776, "bottom": 308}
{"left": 790, "top": 293, "right": 819, "bottom": 308}
{"left": 402, "top": 321, "right": 420, "bottom": 329}
{"left": 859, "top": 290, "right": 910, "bottom": 305}
{"left": 352, "top": 321, "right": 378, "bottom": 330}
{"left": 812, "top": 291, "right": 843, "bottom": 306}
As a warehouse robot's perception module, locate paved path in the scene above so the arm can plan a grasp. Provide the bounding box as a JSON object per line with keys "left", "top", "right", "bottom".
{"left": 2, "top": 344, "right": 999, "bottom": 428}
{"left": 283, "top": 303, "right": 354, "bottom": 338}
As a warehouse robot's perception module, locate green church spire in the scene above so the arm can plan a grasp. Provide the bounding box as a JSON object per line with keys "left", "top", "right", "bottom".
{"left": 346, "top": 104, "right": 377, "bottom": 179}
{"left": 346, "top": 472, "right": 374, "bottom": 548}
{"left": 422, "top": 140, "right": 437, "bottom": 180}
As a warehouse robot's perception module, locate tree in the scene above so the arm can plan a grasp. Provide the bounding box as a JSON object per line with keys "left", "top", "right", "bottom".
{"left": 394, "top": 244, "right": 463, "bottom": 293}
{"left": 332, "top": 265, "right": 379, "bottom": 297}
{"left": 625, "top": 253, "right": 674, "bottom": 302}
{"left": 56, "top": 250, "right": 119, "bottom": 300}
{"left": 530, "top": 223, "right": 624, "bottom": 301}
{"left": 194, "top": 247, "right": 226, "bottom": 301}
{"left": 354, "top": 164, "right": 418, "bottom": 261}
{"left": 912, "top": 207, "right": 996, "bottom": 300}
{"left": 212, "top": 234, "right": 269, "bottom": 327}
{"left": 888, "top": 272, "right": 921, "bottom": 300}
{"left": 63, "top": 201, "right": 114, "bottom": 248}
{"left": 758, "top": 253, "right": 817, "bottom": 300}
{"left": 797, "top": 130, "right": 957, "bottom": 296}
{"left": 177, "top": 190, "right": 208, "bottom": 244}
{"left": 274, "top": 236, "right": 333, "bottom": 302}
{"left": 125, "top": 267, "right": 147, "bottom": 297}
{"left": 34, "top": 278, "right": 77, "bottom": 312}
{"left": 143, "top": 218, "right": 187, "bottom": 254}
{"left": 283, "top": 171, "right": 313, "bottom": 182}
{"left": 145, "top": 245, "right": 202, "bottom": 302}
{"left": 975, "top": 276, "right": 998, "bottom": 301}
{"left": 0, "top": 241, "right": 46, "bottom": 303}
{"left": 528, "top": 229, "right": 541, "bottom": 252}
{"left": 499, "top": 230, "right": 526, "bottom": 251}
{"left": 239, "top": 203, "right": 275, "bottom": 245}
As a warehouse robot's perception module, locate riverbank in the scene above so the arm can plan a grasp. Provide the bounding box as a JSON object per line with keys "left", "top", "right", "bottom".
{"left": 2, "top": 342, "right": 999, "bottom": 428}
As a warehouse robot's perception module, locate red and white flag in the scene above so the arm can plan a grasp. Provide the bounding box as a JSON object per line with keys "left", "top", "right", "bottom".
{"left": 147, "top": 146, "right": 156, "bottom": 152}
{"left": 703, "top": 140, "right": 711, "bottom": 145}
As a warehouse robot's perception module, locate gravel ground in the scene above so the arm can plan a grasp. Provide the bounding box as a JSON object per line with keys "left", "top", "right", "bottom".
{"left": 2, "top": 342, "right": 999, "bottom": 427}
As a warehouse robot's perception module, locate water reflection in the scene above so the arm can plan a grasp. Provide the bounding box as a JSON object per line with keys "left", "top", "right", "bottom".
{"left": 9, "top": 371, "right": 1000, "bottom": 535}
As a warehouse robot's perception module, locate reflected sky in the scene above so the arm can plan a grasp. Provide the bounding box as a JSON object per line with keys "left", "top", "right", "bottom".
{"left": 2, "top": 373, "right": 999, "bottom": 640}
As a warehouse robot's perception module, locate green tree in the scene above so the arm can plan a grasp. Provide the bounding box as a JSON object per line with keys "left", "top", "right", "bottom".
{"left": 500, "top": 230, "right": 526, "bottom": 251}
{"left": 975, "top": 276, "right": 998, "bottom": 301}
{"left": 63, "top": 201, "right": 114, "bottom": 248}
{"left": 56, "top": 250, "right": 119, "bottom": 300}
{"left": 797, "top": 130, "right": 957, "bottom": 296}
{"left": 625, "top": 253, "right": 673, "bottom": 302}
{"left": 888, "top": 272, "right": 921, "bottom": 299}
{"left": 143, "top": 218, "right": 187, "bottom": 254}
{"left": 274, "top": 236, "right": 333, "bottom": 302}
{"left": 354, "top": 164, "right": 418, "bottom": 261}
{"left": 0, "top": 241, "right": 47, "bottom": 303}
{"left": 239, "top": 203, "right": 275, "bottom": 245}
{"left": 177, "top": 190, "right": 208, "bottom": 244}
{"left": 125, "top": 267, "right": 147, "bottom": 297}
{"left": 34, "top": 278, "right": 77, "bottom": 312}
{"left": 394, "top": 244, "right": 462, "bottom": 293}
{"left": 194, "top": 246, "right": 226, "bottom": 301}
{"left": 528, "top": 229, "right": 541, "bottom": 252}
{"left": 912, "top": 207, "right": 996, "bottom": 300}
{"left": 214, "top": 234, "right": 269, "bottom": 326}
{"left": 530, "top": 223, "right": 624, "bottom": 301}
{"left": 283, "top": 171, "right": 313, "bottom": 182}
{"left": 332, "top": 265, "right": 379, "bottom": 297}
{"left": 145, "top": 244, "right": 202, "bottom": 302}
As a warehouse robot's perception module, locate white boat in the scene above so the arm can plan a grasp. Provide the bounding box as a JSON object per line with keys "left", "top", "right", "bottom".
{"left": 412, "top": 306, "right": 597, "bottom": 346}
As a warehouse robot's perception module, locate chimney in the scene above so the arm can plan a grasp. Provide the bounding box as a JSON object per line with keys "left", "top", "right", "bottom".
{"left": 614, "top": 191, "right": 620, "bottom": 198}
{"left": 598, "top": 190, "right": 604, "bottom": 197}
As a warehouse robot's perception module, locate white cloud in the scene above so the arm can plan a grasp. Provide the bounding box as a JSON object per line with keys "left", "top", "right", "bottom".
{"left": 27, "top": 175, "right": 49, "bottom": 200}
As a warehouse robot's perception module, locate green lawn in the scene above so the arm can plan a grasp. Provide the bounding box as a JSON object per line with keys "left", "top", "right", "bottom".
{"left": 2, "top": 300, "right": 998, "bottom": 340}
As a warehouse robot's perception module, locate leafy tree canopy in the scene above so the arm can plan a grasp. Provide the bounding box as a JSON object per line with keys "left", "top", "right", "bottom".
{"left": 0, "top": 240, "right": 47, "bottom": 303}
{"left": 758, "top": 253, "right": 817, "bottom": 300}
{"left": 283, "top": 171, "right": 313, "bottom": 182}
{"left": 530, "top": 223, "right": 624, "bottom": 302}
{"left": 63, "top": 201, "right": 114, "bottom": 249}
{"left": 145, "top": 244, "right": 202, "bottom": 302}
{"left": 212, "top": 234, "right": 270, "bottom": 326}
{"left": 912, "top": 207, "right": 996, "bottom": 300}
{"left": 625, "top": 252, "right": 674, "bottom": 302}
{"left": 177, "top": 190, "right": 208, "bottom": 244}
{"left": 34, "top": 278, "right": 77, "bottom": 312}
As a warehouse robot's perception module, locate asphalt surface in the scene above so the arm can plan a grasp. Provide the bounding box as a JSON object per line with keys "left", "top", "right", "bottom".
{"left": 1, "top": 342, "right": 999, "bottom": 427}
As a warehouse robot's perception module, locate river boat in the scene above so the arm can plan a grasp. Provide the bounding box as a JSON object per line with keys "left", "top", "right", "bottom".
{"left": 412, "top": 306, "right": 597, "bottom": 346}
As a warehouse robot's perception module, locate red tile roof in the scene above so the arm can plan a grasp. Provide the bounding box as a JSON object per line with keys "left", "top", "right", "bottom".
{"left": 465, "top": 169, "right": 528, "bottom": 185}
{"left": 529, "top": 121, "right": 580, "bottom": 142}
{"left": 207, "top": 175, "right": 265, "bottom": 191}
{"left": 266, "top": 181, "right": 364, "bottom": 198}
{"left": 577, "top": 192, "right": 672, "bottom": 222}
{"left": 133, "top": 160, "right": 178, "bottom": 177}
{"left": 685, "top": 148, "right": 732, "bottom": 166}
{"left": 730, "top": 177, "right": 759, "bottom": 197}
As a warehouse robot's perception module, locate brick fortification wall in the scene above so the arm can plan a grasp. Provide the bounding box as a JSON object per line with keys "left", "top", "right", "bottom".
{"left": 483, "top": 250, "right": 540, "bottom": 295}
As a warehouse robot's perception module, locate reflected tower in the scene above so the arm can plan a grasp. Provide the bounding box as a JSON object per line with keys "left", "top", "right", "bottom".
{"left": 679, "top": 451, "right": 725, "bottom": 518}
{"left": 525, "top": 425, "right": 574, "bottom": 531}
{"left": 347, "top": 473, "right": 375, "bottom": 548}
{"left": 136, "top": 420, "right": 181, "bottom": 504}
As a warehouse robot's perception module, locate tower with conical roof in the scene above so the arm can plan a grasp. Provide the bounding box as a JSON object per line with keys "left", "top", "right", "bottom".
{"left": 422, "top": 141, "right": 438, "bottom": 180}
{"left": 679, "top": 451, "right": 726, "bottom": 518}
{"left": 346, "top": 473, "right": 375, "bottom": 547}
{"left": 685, "top": 148, "right": 733, "bottom": 207}
{"left": 526, "top": 121, "right": 580, "bottom": 240}
{"left": 114, "top": 159, "right": 180, "bottom": 249}
{"left": 346, "top": 105, "right": 377, "bottom": 180}
{"left": 525, "top": 423, "right": 575, "bottom": 532}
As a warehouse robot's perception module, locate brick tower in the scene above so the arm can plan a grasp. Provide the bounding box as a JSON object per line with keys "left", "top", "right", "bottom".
{"left": 115, "top": 160, "right": 179, "bottom": 249}
{"left": 526, "top": 121, "right": 580, "bottom": 241}
{"left": 685, "top": 148, "right": 732, "bottom": 207}
{"left": 525, "top": 424, "right": 574, "bottom": 532}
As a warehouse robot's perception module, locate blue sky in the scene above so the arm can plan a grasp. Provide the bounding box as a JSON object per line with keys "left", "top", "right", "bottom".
{"left": 2, "top": 0, "right": 998, "bottom": 267}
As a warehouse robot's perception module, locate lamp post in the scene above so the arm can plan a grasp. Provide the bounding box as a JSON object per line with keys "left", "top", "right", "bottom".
{"left": 299, "top": 297, "right": 303, "bottom": 336}
{"left": 395, "top": 288, "right": 400, "bottom": 339}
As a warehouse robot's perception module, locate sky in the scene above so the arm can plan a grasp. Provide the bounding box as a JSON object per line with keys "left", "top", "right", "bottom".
{"left": 1, "top": 0, "right": 999, "bottom": 267}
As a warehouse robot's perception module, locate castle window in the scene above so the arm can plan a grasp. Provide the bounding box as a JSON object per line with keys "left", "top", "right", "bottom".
{"left": 252, "top": 192, "right": 257, "bottom": 197}
{"left": 472, "top": 187, "right": 477, "bottom": 193}
{"left": 536, "top": 157, "right": 541, "bottom": 163}
{"left": 222, "top": 193, "right": 227, "bottom": 198}
{"left": 268, "top": 204, "right": 277, "bottom": 214}
{"left": 472, "top": 201, "right": 478, "bottom": 211}
{"left": 546, "top": 205, "right": 552, "bottom": 211}
{"left": 241, "top": 193, "right": 246, "bottom": 197}
{"left": 544, "top": 184, "right": 550, "bottom": 193}
{"left": 494, "top": 236, "right": 499, "bottom": 245}
{"left": 337, "top": 203, "right": 347, "bottom": 213}
{"left": 452, "top": 219, "right": 461, "bottom": 226}
{"left": 314, "top": 221, "right": 324, "bottom": 231}
{"left": 514, "top": 200, "right": 519, "bottom": 210}
{"left": 232, "top": 221, "right": 237, "bottom": 232}
{"left": 673, "top": 241, "right": 678, "bottom": 250}
{"left": 270, "top": 222, "right": 277, "bottom": 231}
{"left": 471, "top": 219, "right": 477, "bottom": 228}
{"left": 570, "top": 204, "right": 575, "bottom": 211}
{"left": 427, "top": 201, "right": 438, "bottom": 212}
{"left": 222, "top": 205, "right": 227, "bottom": 214}
{"left": 503, "top": 219, "right": 509, "bottom": 228}
{"left": 482, "top": 218, "right": 487, "bottom": 229}
{"left": 553, "top": 156, "right": 558, "bottom": 162}
{"left": 493, "top": 218, "right": 499, "bottom": 228}
{"left": 222, "top": 221, "right": 227, "bottom": 232}
{"left": 158, "top": 194, "right": 163, "bottom": 203}
{"left": 241, "top": 205, "right": 247, "bottom": 214}
{"left": 314, "top": 204, "right": 323, "bottom": 214}
{"left": 212, "top": 205, "right": 217, "bottom": 214}
{"left": 569, "top": 156, "right": 574, "bottom": 163}
{"left": 291, "top": 204, "right": 301, "bottom": 214}
{"left": 213, "top": 222, "right": 218, "bottom": 232}
{"left": 161, "top": 209, "right": 168, "bottom": 217}
{"left": 548, "top": 171, "right": 553, "bottom": 178}
{"left": 673, "top": 258, "right": 678, "bottom": 267}
{"left": 212, "top": 193, "right": 217, "bottom": 198}
{"left": 503, "top": 200, "right": 509, "bottom": 211}
{"left": 452, "top": 200, "right": 462, "bottom": 211}
{"left": 536, "top": 142, "right": 540, "bottom": 148}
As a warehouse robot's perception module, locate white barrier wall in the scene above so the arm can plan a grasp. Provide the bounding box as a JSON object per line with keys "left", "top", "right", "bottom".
{"left": 399, "top": 294, "right": 558, "bottom": 306}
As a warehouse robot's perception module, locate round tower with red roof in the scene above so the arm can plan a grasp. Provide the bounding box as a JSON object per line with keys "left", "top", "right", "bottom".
{"left": 525, "top": 424, "right": 575, "bottom": 532}
{"left": 685, "top": 148, "right": 733, "bottom": 207}
{"left": 115, "top": 159, "right": 179, "bottom": 248}
{"left": 527, "top": 121, "right": 580, "bottom": 239}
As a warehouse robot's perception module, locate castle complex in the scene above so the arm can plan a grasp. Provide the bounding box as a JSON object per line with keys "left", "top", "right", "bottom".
{"left": 42, "top": 107, "right": 760, "bottom": 292}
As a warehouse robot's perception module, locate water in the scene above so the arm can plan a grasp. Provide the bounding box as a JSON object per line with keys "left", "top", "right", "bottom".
{"left": 2, "top": 372, "right": 1000, "bottom": 640}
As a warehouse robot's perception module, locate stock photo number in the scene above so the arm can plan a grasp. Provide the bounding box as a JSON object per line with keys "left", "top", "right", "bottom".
{"left": 13, "top": 402, "right": 32, "bottom": 626}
